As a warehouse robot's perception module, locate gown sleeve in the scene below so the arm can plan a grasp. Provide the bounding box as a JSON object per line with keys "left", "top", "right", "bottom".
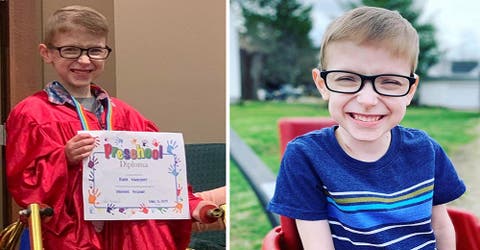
{"left": 6, "top": 106, "right": 73, "bottom": 234}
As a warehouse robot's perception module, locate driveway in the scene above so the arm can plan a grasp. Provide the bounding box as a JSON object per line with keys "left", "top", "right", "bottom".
{"left": 449, "top": 125, "right": 480, "bottom": 217}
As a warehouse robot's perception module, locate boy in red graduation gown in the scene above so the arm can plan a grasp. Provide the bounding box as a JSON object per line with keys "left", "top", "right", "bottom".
{"left": 6, "top": 5, "right": 218, "bottom": 250}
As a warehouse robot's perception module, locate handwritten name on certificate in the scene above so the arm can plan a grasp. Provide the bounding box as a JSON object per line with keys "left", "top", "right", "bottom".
{"left": 81, "top": 131, "right": 189, "bottom": 220}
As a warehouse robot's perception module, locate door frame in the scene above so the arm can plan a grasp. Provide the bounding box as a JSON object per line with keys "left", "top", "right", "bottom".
{"left": 0, "top": 0, "right": 9, "bottom": 228}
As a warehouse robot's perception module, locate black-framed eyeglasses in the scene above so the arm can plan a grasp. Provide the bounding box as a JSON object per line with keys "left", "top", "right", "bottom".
{"left": 320, "top": 70, "right": 416, "bottom": 97}
{"left": 48, "top": 46, "right": 112, "bottom": 60}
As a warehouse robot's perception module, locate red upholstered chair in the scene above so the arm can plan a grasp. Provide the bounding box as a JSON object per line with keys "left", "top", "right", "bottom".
{"left": 278, "top": 117, "right": 338, "bottom": 156}
{"left": 263, "top": 117, "right": 480, "bottom": 250}
{"left": 447, "top": 207, "right": 480, "bottom": 250}
{"left": 262, "top": 216, "right": 303, "bottom": 250}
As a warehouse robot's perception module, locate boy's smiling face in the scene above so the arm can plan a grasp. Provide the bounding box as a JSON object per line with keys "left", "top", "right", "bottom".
{"left": 313, "top": 41, "right": 417, "bottom": 144}
{"left": 40, "top": 27, "right": 107, "bottom": 97}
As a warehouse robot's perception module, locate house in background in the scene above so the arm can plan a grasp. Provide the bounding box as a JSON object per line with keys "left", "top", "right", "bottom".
{"left": 418, "top": 60, "right": 480, "bottom": 110}
{"left": 230, "top": 4, "right": 242, "bottom": 104}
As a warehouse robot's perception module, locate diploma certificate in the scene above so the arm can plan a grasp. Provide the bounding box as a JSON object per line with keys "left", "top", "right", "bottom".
{"left": 81, "top": 131, "right": 189, "bottom": 220}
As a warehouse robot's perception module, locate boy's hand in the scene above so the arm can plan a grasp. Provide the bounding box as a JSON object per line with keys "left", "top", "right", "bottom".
{"left": 65, "top": 133, "right": 96, "bottom": 165}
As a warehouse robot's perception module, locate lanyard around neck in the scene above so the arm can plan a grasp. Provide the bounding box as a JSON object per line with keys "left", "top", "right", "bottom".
{"left": 71, "top": 96, "right": 113, "bottom": 130}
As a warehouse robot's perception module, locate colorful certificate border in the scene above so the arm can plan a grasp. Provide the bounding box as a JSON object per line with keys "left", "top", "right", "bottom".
{"left": 81, "top": 131, "right": 190, "bottom": 220}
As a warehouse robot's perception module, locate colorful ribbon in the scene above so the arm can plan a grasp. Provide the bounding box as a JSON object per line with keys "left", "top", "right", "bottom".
{"left": 72, "top": 97, "right": 112, "bottom": 131}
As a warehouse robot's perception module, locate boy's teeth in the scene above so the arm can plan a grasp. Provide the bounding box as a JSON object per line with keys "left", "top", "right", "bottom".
{"left": 352, "top": 114, "right": 381, "bottom": 122}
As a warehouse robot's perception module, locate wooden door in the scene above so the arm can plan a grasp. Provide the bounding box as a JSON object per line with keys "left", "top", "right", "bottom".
{"left": 1, "top": 0, "right": 43, "bottom": 225}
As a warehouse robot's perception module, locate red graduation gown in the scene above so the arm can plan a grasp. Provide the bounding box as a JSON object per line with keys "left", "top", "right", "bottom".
{"left": 6, "top": 90, "right": 202, "bottom": 250}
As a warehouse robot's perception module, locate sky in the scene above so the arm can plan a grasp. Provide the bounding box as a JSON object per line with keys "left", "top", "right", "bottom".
{"left": 304, "top": 0, "right": 480, "bottom": 60}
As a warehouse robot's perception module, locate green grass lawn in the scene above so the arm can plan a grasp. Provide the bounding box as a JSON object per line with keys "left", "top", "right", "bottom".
{"left": 230, "top": 160, "right": 272, "bottom": 250}
{"left": 229, "top": 101, "right": 480, "bottom": 249}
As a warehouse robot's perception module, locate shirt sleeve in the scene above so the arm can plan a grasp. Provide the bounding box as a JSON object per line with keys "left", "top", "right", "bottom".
{"left": 431, "top": 139, "right": 466, "bottom": 205}
{"left": 267, "top": 140, "right": 329, "bottom": 220}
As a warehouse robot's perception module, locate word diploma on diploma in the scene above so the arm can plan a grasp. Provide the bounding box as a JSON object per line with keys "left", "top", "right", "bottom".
{"left": 81, "top": 131, "right": 189, "bottom": 220}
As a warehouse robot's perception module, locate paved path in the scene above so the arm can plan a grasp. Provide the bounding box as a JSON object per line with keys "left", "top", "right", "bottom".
{"left": 449, "top": 125, "right": 480, "bottom": 217}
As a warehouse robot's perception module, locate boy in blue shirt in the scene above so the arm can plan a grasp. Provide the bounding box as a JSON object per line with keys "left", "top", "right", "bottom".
{"left": 268, "top": 6, "right": 466, "bottom": 249}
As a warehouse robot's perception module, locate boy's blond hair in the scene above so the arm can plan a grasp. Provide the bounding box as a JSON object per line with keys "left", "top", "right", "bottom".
{"left": 44, "top": 5, "right": 109, "bottom": 45}
{"left": 319, "top": 6, "right": 419, "bottom": 73}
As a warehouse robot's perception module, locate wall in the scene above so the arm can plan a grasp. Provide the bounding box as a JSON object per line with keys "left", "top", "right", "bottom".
{"left": 418, "top": 79, "right": 480, "bottom": 110}
{"left": 114, "top": 2, "right": 226, "bottom": 143}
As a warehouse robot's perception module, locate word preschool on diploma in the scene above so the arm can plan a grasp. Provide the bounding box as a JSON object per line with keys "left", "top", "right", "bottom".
{"left": 104, "top": 143, "right": 164, "bottom": 160}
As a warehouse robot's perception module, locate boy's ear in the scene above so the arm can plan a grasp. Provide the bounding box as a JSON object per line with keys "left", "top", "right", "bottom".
{"left": 312, "top": 68, "right": 330, "bottom": 101}
{"left": 405, "top": 74, "right": 419, "bottom": 106}
{"left": 39, "top": 44, "right": 53, "bottom": 63}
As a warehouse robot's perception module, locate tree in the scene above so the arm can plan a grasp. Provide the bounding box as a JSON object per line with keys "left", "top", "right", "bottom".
{"left": 238, "top": 0, "right": 316, "bottom": 99}
{"left": 343, "top": 0, "right": 440, "bottom": 78}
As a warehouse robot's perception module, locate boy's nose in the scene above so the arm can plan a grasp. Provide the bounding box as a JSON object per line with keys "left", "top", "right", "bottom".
{"left": 77, "top": 53, "right": 91, "bottom": 64}
{"left": 356, "top": 81, "right": 379, "bottom": 106}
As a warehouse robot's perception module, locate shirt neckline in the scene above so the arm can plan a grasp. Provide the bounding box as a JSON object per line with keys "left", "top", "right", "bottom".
{"left": 324, "top": 125, "right": 401, "bottom": 171}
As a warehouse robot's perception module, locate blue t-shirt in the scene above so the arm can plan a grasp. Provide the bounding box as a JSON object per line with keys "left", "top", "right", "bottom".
{"left": 268, "top": 125, "right": 466, "bottom": 249}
